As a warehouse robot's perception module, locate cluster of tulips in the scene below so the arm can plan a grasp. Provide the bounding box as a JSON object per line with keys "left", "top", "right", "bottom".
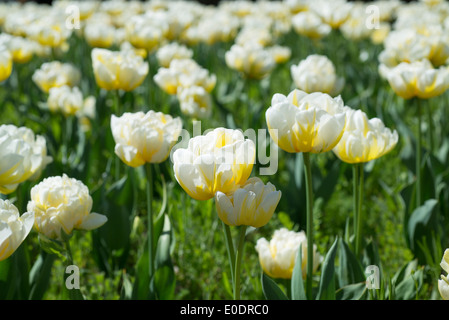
{"left": 0, "top": 0, "right": 449, "bottom": 301}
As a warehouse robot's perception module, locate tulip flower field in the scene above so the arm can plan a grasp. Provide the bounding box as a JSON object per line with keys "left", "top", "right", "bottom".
{"left": 1, "top": 0, "right": 449, "bottom": 302}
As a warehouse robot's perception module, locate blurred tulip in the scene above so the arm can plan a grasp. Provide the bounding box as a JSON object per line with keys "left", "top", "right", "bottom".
{"left": 84, "top": 22, "right": 116, "bottom": 48}
{"left": 383, "top": 59, "right": 449, "bottom": 99}
{"left": 255, "top": 228, "right": 321, "bottom": 279}
{"left": 266, "top": 89, "right": 347, "bottom": 154}
{"left": 27, "top": 174, "right": 107, "bottom": 240}
{"left": 268, "top": 45, "right": 292, "bottom": 64}
{"left": 0, "top": 125, "right": 52, "bottom": 195}
{"left": 91, "top": 48, "right": 149, "bottom": 91}
{"left": 111, "top": 110, "right": 182, "bottom": 167}
{"left": 32, "top": 61, "right": 81, "bottom": 93}
{"left": 154, "top": 58, "right": 216, "bottom": 95}
{"left": 27, "top": 18, "right": 71, "bottom": 48}
{"left": 125, "top": 13, "right": 168, "bottom": 53}
{"left": 0, "top": 34, "right": 34, "bottom": 64}
{"left": 215, "top": 177, "right": 281, "bottom": 228}
{"left": 0, "top": 199, "right": 34, "bottom": 261}
{"left": 292, "top": 11, "right": 331, "bottom": 39}
{"left": 225, "top": 43, "right": 275, "bottom": 80}
{"left": 47, "top": 85, "right": 96, "bottom": 118}
{"left": 439, "top": 249, "right": 449, "bottom": 300}
{"left": 156, "top": 42, "right": 193, "bottom": 68}
{"left": 309, "top": 0, "right": 352, "bottom": 29}
{"left": 177, "top": 85, "right": 212, "bottom": 119}
{"left": 173, "top": 128, "right": 255, "bottom": 201}
{"left": 291, "top": 54, "right": 344, "bottom": 96}
{"left": 333, "top": 109, "right": 398, "bottom": 164}
{"left": 0, "top": 46, "right": 12, "bottom": 82}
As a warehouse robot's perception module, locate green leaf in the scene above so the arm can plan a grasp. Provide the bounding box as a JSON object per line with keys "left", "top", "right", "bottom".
{"left": 38, "top": 234, "right": 67, "bottom": 260}
{"left": 336, "top": 283, "right": 367, "bottom": 300}
{"left": 394, "top": 269, "right": 423, "bottom": 300}
{"left": 316, "top": 237, "right": 339, "bottom": 300}
{"left": 153, "top": 214, "right": 176, "bottom": 300}
{"left": 407, "top": 199, "right": 439, "bottom": 263}
{"left": 337, "top": 239, "right": 365, "bottom": 288}
{"left": 0, "top": 257, "right": 15, "bottom": 299}
{"left": 132, "top": 237, "right": 150, "bottom": 300}
{"left": 120, "top": 271, "right": 133, "bottom": 300}
{"left": 261, "top": 273, "right": 289, "bottom": 300}
{"left": 29, "top": 253, "right": 56, "bottom": 300}
{"left": 291, "top": 244, "right": 306, "bottom": 300}
{"left": 153, "top": 265, "right": 175, "bottom": 300}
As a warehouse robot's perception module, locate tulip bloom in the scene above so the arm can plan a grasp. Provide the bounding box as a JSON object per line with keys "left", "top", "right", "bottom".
{"left": 111, "top": 111, "right": 182, "bottom": 167}
{"left": 0, "top": 125, "right": 52, "bottom": 195}
{"left": 84, "top": 22, "right": 116, "bottom": 48}
{"left": 439, "top": 249, "right": 449, "bottom": 300}
{"left": 225, "top": 43, "right": 276, "bottom": 80}
{"left": 91, "top": 48, "right": 149, "bottom": 92}
{"left": 382, "top": 59, "right": 449, "bottom": 100}
{"left": 333, "top": 109, "right": 398, "bottom": 164}
{"left": 292, "top": 11, "right": 331, "bottom": 39}
{"left": 173, "top": 128, "right": 256, "bottom": 201}
{"left": 47, "top": 85, "right": 96, "bottom": 118}
{"left": 0, "top": 34, "right": 34, "bottom": 64}
{"left": 156, "top": 42, "right": 193, "bottom": 68}
{"left": 177, "top": 86, "right": 212, "bottom": 119}
{"left": 154, "top": 58, "right": 216, "bottom": 95}
{"left": 32, "top": 61, "right": 81, "bottom": 93}
{"left": 27, "top": 174, "right": 107, "bottom": 240}
{"left": 0, "top": 46, "right": 12, "bottom": 82}
{"left": 291, "top": 55, "right": 344, "bottom": 96}
{"left": 266, "top": 89, "right": 347, "bottom": 154}
{"left": 215, "top": 177, "right": 281, "bottom": 228}
{"left": 255, "top": 228, "right": 321, "bottom": 279}
{"left": 0, "top": 199, "right": 34, "bottom": 261}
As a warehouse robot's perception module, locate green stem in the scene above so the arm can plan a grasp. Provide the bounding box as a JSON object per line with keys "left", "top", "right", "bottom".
{"left": 355, "top": 163, "right": 364, "bottom": 257}
{"left": 352, "top": 164, "right": 359, "bottom": 247}
{"left": 222, "top": 222, "right": 235, "bottom": 287}
{"left": 234, "top": 225, "right": 247, "bottom": 300}
{"left": 303, "top": 152, "right": 314, "bottom": 300}
{"left": 114, "top": 91, "right": 122, "bottom": 181}
{"left": 426, "top": 101, "right": 434, "bottom": 153}
{"left": 416, "top": 98, "right": 422, "bottom": 207}
{"left": 145, "top": 164, "right": 155, "bottom": 279}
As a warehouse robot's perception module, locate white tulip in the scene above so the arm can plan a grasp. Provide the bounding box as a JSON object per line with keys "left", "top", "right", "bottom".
{"left": 0, "top": 199, "right": 34, "bottom": 261}
{"left": 173, "top": 128, "right": 256, "bottom": 201}
{"left": 255, "top": 228, "right": 321, "bottom": 279}
{"left": 27, "top": 174, "right": 107, "bottom": 240}
{"left": 215, "top": 177, "right": 281, "bottom": 228}
{"left": 291, "top": 54, "right": 344, "bottom": 96}
{"left": 111, "top": 110, "right": 182, "bottom": 167}
{"left": 0, "top": 125, "right": 52, "bottom": 194}
{"left": 439, "top": 249, "right": 449, "bottom": 300}
{"left": 266, "top": 89, "right": 347, "bottom": 154}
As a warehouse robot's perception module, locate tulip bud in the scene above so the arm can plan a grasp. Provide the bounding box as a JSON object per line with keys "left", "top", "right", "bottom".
{"left": 255, "top": 228, "right": 321, "bottom": 279}
{"left": 215, "top": 177, "right": 281, "bottom": 228}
